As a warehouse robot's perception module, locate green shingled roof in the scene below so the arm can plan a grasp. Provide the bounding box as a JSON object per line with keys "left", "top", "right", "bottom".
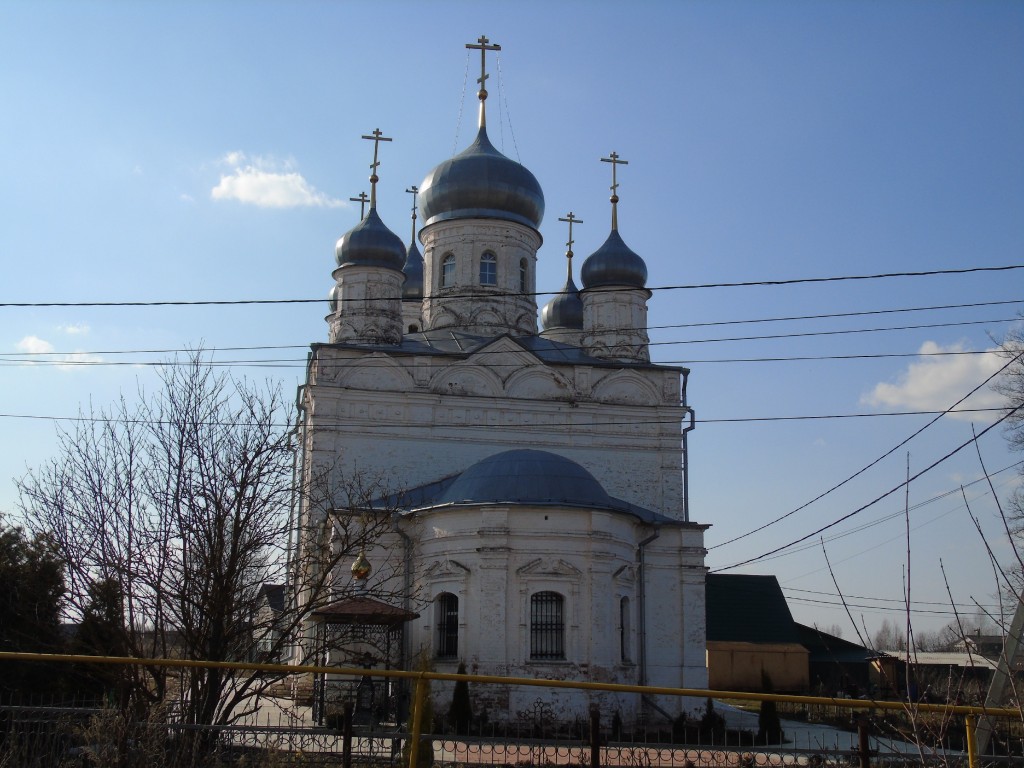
{"left": 705, "top": 573, "right": 801, "bottom": 644}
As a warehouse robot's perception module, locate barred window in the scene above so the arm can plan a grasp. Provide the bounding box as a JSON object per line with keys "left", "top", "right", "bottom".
{"left": 441, "top": 253, "right": 456, "bottom": 287}
{"left": 435, "top": 592, "right": 459, "bottom": 659}
{"left": 530, "top": 591, "right": 565, "bottom": 660}
{"left": 519, "top": 258, "right": 528, "bottom": 293}
{"left": 620, "top": 597, "right": 632, "bottom": 662}
{"left": 480, "top": 252, "right": 497, "bottom": 286}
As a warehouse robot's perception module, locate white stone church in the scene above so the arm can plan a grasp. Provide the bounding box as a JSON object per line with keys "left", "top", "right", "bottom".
{"left": 293, "top": 38, "right": 708, "bottom": 723}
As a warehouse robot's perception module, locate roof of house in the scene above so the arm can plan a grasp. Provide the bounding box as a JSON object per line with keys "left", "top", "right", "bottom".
{"left": 705, "top": 573, "right": 802, "bottom": 644}
{"left": 879, "top": 650, "right": 1000, "bottom": 671}
{"left": 258, "top": 583, "right": 285, "bottom": 613}
{"left": 796, "top": 623, "right": 881, "bottom": 664}
{"left": 312, "top": 596, "right": 420, "bottom": 626}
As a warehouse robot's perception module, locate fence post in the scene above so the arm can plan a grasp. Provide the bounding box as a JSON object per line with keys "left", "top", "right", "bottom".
{"left": 856, "top": 715, "right": 870, "bottom": 768}
{"left": 966, "top": 714, "right": 978, "bottom": 768}
{"left": 408, "top": 674, "right": 427, "bottom": 768}
{"left": 589, "top": 705, "right": 601, "bottom": 768}
{"left": 342, "top": 701, "right": 353, "bottom": 768}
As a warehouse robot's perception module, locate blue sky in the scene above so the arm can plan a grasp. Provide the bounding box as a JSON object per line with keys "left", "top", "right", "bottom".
{"left": 1, "top": 0, "right": 1022, "bottom": 641}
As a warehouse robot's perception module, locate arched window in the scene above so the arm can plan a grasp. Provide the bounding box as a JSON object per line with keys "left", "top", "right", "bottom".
{"left": 620, "top": 597, "right": 632, "bottom": 662}
{"left": 530, "top": 591, "right": 564, "bottom": 660}
{"left": 519, "top": 258, "right": 528, "bottom": 293}
{"left": 441, "top": 253, "right": 456, "bottom": 288}
{"left": 435, "top": 592, "right": 459, "bottom": 659}
{"left": 480, "top": 252, "right": 497, "bottom": 286}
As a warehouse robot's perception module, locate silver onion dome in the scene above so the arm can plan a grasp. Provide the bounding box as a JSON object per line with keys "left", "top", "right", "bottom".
{"left": 418, "top": 127, "right": 544, "bottom": 230}
{"left": 402, "top": 240, "right": 424, "bottom": 299}
{"left": 580, "top": 229, "right": 648, "bottom": 289}
{"left": 438, "top": 449, "right": 615, "bottom": 508}
{"left": 328, "top": 283, "right": 340, "bottom": 313}
{"left": 541, "top": 273, "right": 583, "bottom": 330}
{"left": 335, "top": 208, "right": 406, "bottom": 271}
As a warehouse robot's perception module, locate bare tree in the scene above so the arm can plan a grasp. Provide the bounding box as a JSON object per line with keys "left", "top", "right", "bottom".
{"left": 16, "top": 353, "right": 394, "bottom": 733}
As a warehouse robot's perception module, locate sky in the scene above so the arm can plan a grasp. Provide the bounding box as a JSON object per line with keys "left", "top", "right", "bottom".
{"left": 1, "top": 0, "right": 1022, "bottom": 643}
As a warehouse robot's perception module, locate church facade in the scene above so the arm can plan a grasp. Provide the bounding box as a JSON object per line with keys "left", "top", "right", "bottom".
{"left": 293, "top": 39, "right": 708, "bottom": 722}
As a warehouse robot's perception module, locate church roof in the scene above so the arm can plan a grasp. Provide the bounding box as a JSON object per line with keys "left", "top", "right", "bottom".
{"left": 380, "top": 449, "right": 675, "bottom": 524}
{"left": 313, "top": 330, "right": 685, "bottom": 372}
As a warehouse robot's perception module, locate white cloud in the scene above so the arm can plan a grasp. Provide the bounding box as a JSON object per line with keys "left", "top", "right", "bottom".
{"left": 862, "top": 341, "right": 1006, "bottom": 422}
{"left": 180, "top": 193, "right": 195, "bottom": 203}
{"left": 16, "top": 335, "right": 54, "bottom": 354}
{"left": 15, "top": 334, "right": 102, "bottom": 370}
{"left": 57, "top": 323, "right": 90, "bottom": 335}
{"left": 211, "top": 151, "right": 344, "bottom": 209}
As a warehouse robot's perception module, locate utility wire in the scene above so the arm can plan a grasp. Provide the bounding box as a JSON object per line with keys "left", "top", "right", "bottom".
{"left": 0, "top": 406, "right": 1010, "bottom": 428}
{"left": 712, "top": 403, "right": 1024, "bottom": 573}
{"left": 2, "top": 264, "right": 1021, "bottom": 308}
{"left": 710, "top": 350, "right": 1023, "bottom": 551}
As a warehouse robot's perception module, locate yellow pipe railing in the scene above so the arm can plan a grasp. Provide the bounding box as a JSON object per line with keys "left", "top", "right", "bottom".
{"left": 1, "top": 651, "right": 1014, "bottom": 768}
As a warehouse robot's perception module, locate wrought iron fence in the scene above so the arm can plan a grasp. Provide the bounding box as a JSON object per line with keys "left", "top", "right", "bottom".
{"left": 1, "top": 652, "right": 1022, "bottom": 768}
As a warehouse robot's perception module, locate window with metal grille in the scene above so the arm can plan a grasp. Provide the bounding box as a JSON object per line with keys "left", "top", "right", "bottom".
{"left": 480, "top": 252, "right": 497, "bottom": 285}
{"left": 519, "top": 258, "right": 528, "bottom": 293}
{"left": 441, "top": 253, "right": 456, "bottom": 287}
{"left": 530, "top": 591, "right": 565, "bottom": 660}
{"left": 435, "top": 592, "right": 459, "bottom": 659}
{"left": 620, "top": 597, "right": 631, "bottom": 662}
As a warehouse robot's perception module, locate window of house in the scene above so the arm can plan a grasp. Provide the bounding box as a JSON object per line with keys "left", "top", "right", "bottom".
{"left": 441, "top": 254, "right": 455, "bottom": 288}
{"left": 436, "top": 592, "right": 459, "bottom": 659}
{"left": 620, "top": 597, "right": 631, "bottom": 662}
{"left": 519, "top": 259, "right": 528, "bottom": 293}
{"left": 480, "top": 252, "right": 497, "bottom": 286}
{"left": 530, "top": 591, "right": 565, "bottom": 660}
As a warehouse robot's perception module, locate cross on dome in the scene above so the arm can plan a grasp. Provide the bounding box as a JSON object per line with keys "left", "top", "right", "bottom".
{"left": 466, "top": 35, "right": 501, "bottom": 127}
{"left": 349, "top": 191, "right": 369, "bottom": 220}
{"left": 361, "top": 128, "right": 393, "bottom": 208}
{"left": 600, "top": 151, "right": 629, "bottom": 230}
{"left": 406, "top": 185, "right": 419, "bottom": 241}
{"left": 558, "top": 211, "right": 583, "bottom": 261}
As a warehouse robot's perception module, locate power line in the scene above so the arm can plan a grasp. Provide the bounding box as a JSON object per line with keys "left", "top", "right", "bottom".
{"left": 2, "top": 264, "right": 1021, "bottom": 308}
{"left": 649, "top": 298, "right": 1023, "bottom": 331}
{"left": 709, "top": 350, "right": 1023, "bottom": 550}
{"left": 0, "top": 406, "right": 1009, "bottom": 428}
{"left": 712, "top": 403, "right": 1024, "bottom": 573}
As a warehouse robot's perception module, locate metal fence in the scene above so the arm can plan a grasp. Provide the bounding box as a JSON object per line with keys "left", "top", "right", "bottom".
{"left": 1, "top": 652, "right": 1022, "bottom": 767}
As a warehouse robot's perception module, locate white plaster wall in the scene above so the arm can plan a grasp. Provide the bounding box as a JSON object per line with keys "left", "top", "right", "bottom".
{"left": 328, "top": 265, "right": 403, "bottom": 345}
{"left": 307, "top": 345, "right": 687, "bottom": 520}
{"left": 420, "top": 219, "right": 540, "bottom": 335}
{"left": 582, "top": 287, "right": 652, "bottom": 363}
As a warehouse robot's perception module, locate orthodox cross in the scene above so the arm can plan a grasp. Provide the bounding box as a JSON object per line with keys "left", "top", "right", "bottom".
{"left": 361, "top": 128, "right": 392, "bottom": 208}
{"left": 558, "top": 212, "right": 583, "bottom": 283}
{"left": 466, "top": 35, "right": 500, "bottom": 125}
{"left": 558, "top": 212, "right": 583, "bottom": 259}
{"left": 406, "top": 185, "right": 419, "bottom": 242}
{"left": 349, "top": 191, "right": 369, "bottom": 220}
{"left": 601, "top": 151, "right": 628, "bottom": 229}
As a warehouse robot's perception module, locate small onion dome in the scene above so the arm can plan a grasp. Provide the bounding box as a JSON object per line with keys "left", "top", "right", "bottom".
{"left": 351, "top": 550, "right": 372, "bottom": 581}
{"left": 328, "top": 283, "right": 340, "bottom": 313}
{"left": 401, "top": 240, "right": 424, "bottom": 300}
{"left": 418, "top": 127, "right": 544, "bottom": 230}
{"left": 540, "top": 273, "right": 583, "bottom": 331}
{"left": 580, "top": 229, "right": 648, "bottom": 289}
{"left": 335, "top": 208, "right": 406, "bottom": 271}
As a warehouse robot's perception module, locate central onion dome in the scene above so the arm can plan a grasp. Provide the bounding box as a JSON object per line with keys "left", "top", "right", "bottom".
{"left": 418, "top": 127, "right": 544, "bottom": 230}
{"left": 439, "top": 449, "right": 614, "bottom": 508}
{"left": 335, "top": 208, "right": 406, "bottom": 271}
{"left": 580, "top": 229, "right": 648, "bottom": 289}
